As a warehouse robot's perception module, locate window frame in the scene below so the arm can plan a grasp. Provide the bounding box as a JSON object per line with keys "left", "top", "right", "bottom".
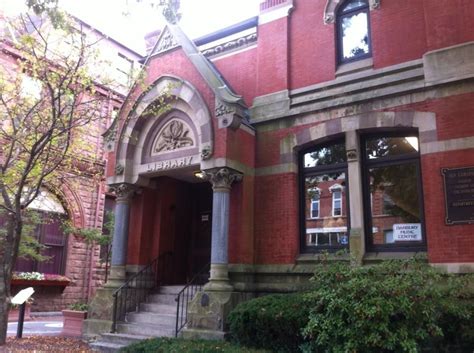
{"left": 299, "top": 138, "right": 351, "bottom": 253}
{"left": 336, "top": 0, "right": 372, "bottom": 65}
{"left": 360, "top": 131, "right": 427, "bottom": 252}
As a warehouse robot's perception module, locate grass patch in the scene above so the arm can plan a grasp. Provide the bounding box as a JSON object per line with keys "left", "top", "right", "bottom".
{"left": 119, "top": 337, "right": 270, "bottom": 353}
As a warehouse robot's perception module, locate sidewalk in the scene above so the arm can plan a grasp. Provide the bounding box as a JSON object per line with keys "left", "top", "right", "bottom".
{"left": 7, "top": 313, "right": 63, "bottom": 337}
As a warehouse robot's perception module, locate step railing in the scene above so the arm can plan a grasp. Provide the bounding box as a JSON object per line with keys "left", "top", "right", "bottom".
{"left": 111, "top": 252, "right": 173, "bottom": 333}
{"left": 175, "top": 263, "right": 210, "bottom": 337}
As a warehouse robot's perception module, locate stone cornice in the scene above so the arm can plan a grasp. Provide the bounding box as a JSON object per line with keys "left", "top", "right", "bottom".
{"left": 202, "top": 33, "right": 257, "bottom": 59}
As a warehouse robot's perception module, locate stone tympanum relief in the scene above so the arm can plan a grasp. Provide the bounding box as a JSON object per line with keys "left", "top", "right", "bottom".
{"left": 151, "top": 119, "right": 196, "bottom": 156}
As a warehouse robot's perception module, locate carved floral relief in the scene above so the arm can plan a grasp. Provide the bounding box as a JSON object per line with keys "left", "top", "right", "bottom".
{"left": 151, "top": 119, "right": 195, "bottom": 155}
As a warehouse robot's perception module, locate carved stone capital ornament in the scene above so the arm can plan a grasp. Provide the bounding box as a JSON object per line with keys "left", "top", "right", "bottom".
{"left": 110, "top": 183, "right": 137, "bottom": 202}
{"left": 202, "top": 168, "right": 243, "bottom": 192}
{"left": 215, "top": 99, "right": 245, "bottom": 130}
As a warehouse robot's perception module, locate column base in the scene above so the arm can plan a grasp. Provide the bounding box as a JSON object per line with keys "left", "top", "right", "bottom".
{"left": 184, "top": 290, "right": 243, "bottom": 339}
{"left": 83, "top": 285, "right": 118, "bottom": 338}
{"left": 204, "top": 264, "right": 233, "bottom": 291}
{"left": 104, "top": 266, "right": 126, "bottom": 288}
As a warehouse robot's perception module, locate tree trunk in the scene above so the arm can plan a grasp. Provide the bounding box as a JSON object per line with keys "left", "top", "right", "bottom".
{"left": 0, "top": 216, "right": 22, "bottom": 345}
{"left": 0, "top": 276, "right": 8, "bottom": 345}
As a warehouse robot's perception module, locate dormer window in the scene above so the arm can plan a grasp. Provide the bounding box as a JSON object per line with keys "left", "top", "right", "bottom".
{"left": 337, "top": 0, "right": 371, "bottom": 64}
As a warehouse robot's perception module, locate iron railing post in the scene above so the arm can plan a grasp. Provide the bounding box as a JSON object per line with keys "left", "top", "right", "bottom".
{"left": 111, "top": 293, "right": 118, "bottom": 333}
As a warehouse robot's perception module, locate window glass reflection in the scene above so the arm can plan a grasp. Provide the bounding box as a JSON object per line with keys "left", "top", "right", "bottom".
{"left": 366, "top": 136, "right": 419, "bottom": 159}
{"left": 341, "top": 12, "right": 369, "bottom": 60}
{"left": 304, "top": 141, "right": 346, "bottom": 168}
{"left": 369, "top": 163, "right": 422, "bottom": 245}
{"left": 304, "top": 173, "right": 349, "bottom": 248}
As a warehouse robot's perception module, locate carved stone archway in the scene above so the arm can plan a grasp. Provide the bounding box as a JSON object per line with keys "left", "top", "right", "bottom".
{"left": 112, "top": 75, "right": 214, "bottom": 185}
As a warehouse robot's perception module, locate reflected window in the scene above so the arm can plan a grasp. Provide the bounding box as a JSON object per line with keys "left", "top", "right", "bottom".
{"left": 337, "top": 0, "right": 371, "bottom": 64}
{"left": 362, "top": 132, "right": 426, "bottom": 251}
{"left": 331, "top": 186, "right": 343, "bottom": 217}
{"left": 301, "top": 140, "right": 349, "bottom": 252}
{"left": 310, "top": 189, "right": 320, "bottom": 219}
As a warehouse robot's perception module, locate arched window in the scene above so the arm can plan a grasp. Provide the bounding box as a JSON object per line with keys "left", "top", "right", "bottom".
{"left": 300, "top": 140, "right": 350, "bottom": 252}
{"left": 337, "top": 0, "right": 371, "bottom": 64}
{"left": 14, "top": 190, "right": 68, "bottom": 275}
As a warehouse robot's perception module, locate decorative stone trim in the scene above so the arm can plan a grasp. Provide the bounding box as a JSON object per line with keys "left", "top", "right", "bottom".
{"left": 202, "top": 33, "right": 257, "bottom": 58}
{"left": 280, "top": 111, "right": 437, "bottom": 165}
{"left": 150, "top": 26, "right": 179, "bottom": 57}
{"left": 202, "top": 168, "right": 243, "bottom": 192}
{"left": 324, "top": 0, "right": 381, "bottom": 24}
{"left": 151, "top": 119, "right": 195, "bottom": 156}
{"left": 109, "top": 183, "right": 137, "bottom": 202}
{"left": 215, "top": 99, "right": 245, "bottom": 130}
{"left": 115, "top": 76, "right": 214, "bottom": 184}
{"left": 259, "top": 0, "right": 294, "bottom": 25}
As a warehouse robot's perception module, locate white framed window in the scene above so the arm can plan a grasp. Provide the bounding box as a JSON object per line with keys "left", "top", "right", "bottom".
{"left": 330, "top": 184, "right": 343, "bottom": 217}
{"left": 309, "top": 188, "right": 321, "bottom": 219}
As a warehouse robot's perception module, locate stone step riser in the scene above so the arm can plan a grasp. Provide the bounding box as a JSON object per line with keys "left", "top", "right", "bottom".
{"left": 126, "top": 312, "right": 176, "bottom": 325}
{"left": 147, "top": 294, "right": 177, "bottom": 305}
{"left": 100, "top": 333, "right": 152, "bottom": 346}
{"left": 89, "top": 342, "right": 123, "bottom": 353}
{"left": 117, "top": 323, "right": 175, "bottom": 337}
{"left": 157, "top": 286, "right": 185, "bottom": 295}
{"left": 140, "top": 303, "right": 177, "bottom": 314}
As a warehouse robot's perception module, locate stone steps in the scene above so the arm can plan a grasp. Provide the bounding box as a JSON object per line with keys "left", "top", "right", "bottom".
{"left": 90, "top": 285, "right": 182, "bottom": 352}
{"left": 147, "top": 293, "right": 178, "bottom": 306}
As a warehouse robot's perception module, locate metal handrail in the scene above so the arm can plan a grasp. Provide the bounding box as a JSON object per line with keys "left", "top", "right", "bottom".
{"left": 175, "top": 263, "right": 210, "bottom": 337}
{"left": 111, "top": 252, "right": 172, "bottom": 333}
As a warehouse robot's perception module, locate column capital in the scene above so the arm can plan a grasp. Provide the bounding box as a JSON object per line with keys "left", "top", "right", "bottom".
{"left": 202, "top": 168, "right": 243, "bottom": 192}
{"left": 109, "top": 183, "right": 137, "bottom": 203}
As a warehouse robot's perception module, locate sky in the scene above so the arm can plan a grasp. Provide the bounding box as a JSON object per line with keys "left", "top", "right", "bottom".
{"left": 2, "top": 0, "right": 260, "bottom": 54}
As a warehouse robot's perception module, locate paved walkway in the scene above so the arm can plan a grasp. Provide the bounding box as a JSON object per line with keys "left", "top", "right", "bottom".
{"left": 7, "top": 316, "right": 63, "bottom": 336}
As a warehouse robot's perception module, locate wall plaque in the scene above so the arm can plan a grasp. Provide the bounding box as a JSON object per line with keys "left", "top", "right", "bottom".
{"left": 441, "top": 167, "right": 474, "bottom": 225}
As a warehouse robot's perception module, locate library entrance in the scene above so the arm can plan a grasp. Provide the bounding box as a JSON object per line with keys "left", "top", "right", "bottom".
{"left": 150, "top": 176, "right": 212, "bottom": 284}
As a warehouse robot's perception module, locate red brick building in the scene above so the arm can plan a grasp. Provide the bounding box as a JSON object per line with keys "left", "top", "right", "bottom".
{"left": 0, "top": 13, "right": 141, "bottom": 312}
{"left": 87, "top": 0, "right": 474, "bottom": 341}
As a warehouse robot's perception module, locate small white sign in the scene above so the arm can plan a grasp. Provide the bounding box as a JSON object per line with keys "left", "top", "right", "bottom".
{"left": 393, "top": 223, "right": 422, "bottom": 241}
{"left": 11, "top": 287, "right": 34, "bottom": 305}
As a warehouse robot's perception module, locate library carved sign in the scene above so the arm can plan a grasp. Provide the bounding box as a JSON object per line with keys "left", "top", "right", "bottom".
{"left": 442, "top": 166, "right": 474, "bottom": 225}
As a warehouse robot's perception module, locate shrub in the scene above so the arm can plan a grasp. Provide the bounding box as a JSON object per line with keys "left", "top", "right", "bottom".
{"left": 302, "top": 258, "right": 473, "bottom": 353}
{"left": 68, "top": 302, "right": 88, "bottom": 311}
{"left": 119, "top": 337, "right": 269, "bottom": 353}
{"left": 228, "top": 293, "right": 309, "bottom": 352}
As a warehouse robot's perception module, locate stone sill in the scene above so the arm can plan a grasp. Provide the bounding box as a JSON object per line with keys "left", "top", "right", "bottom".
{"left": 297, "top": 252, "right": 350, "bottom": 265}
{"left": 364, "top": 251, "right": 427, "bottom": 263}
{"left": 335, "top": 57, "right": 373, "bottom": 77}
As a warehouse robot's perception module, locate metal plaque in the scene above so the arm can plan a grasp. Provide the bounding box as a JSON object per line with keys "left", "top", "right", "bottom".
{"left": 441, "top": 167, "right": 474, "bottom": 225}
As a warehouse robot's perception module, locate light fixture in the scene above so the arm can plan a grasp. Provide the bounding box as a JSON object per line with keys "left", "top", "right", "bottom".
{"left": 194, "top": 171, "right": 205, "bottom": 179}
